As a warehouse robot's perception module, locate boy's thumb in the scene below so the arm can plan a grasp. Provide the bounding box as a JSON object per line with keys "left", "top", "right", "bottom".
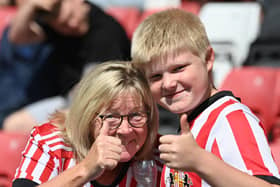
{"left": 180, "top": 113, "right": 190, "bottom": 134}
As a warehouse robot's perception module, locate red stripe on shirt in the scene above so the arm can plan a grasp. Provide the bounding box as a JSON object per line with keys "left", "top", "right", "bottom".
{"left": 15, "top": 137, "right": 33, "bottom": 178}
{"left": 195, "top": 99, "right": 237, "bottom": 149}
{"left": 38, "top": 152, "right": 55, "bottom": 182}
{"left": 25, "top": 144, "right": 44, "bottom": 180}
{"left": 227, "top": 110, "right": 272, "bottom": 175}
{"left": 211, "top": 139, "right": 222, "bottom": 159}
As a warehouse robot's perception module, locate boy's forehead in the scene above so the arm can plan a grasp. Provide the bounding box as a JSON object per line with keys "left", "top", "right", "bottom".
{"left": 150, "top": 48, "right": 192, "bottom": 63}
{"left": 145, "top": 58, "right": 166, "bottom": 74}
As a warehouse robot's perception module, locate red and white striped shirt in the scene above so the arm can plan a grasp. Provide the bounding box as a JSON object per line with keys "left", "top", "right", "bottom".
{"left": 161, "top": 91, "right": 280, "bottom": 187}
{"left": 14, "top": 123, "right": 162, "bottom": 187}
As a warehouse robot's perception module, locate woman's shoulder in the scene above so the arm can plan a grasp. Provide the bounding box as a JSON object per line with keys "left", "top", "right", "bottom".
{"left": 31, "top": 122, "right": 73, "bottom": 154}
{"left": 31, "top": 122, "right": 61, "bottom": 138}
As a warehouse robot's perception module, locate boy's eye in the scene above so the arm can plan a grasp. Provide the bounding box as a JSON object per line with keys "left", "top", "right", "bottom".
{"left": 149, "top": 74, "right": 162, "bottom": 82}
{"left": 172, "top": 65, "right": 186, "bottom": 73}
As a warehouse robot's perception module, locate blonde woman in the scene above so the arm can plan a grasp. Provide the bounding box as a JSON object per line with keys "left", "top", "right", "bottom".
{"left": 13, "top": 61, "right": 160, "bottom": 187}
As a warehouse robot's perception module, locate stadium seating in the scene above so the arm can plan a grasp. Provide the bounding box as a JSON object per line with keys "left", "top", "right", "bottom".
{"left": 269, "top": 70, "right": 280, "bottom": 170}
{"left": 0, "top": 6, "right": 17, "bottom": 39}
{"left": 199, "top": 2, "right": 262, "bottom": 66}
{"left": 181, "top": 1, "right": 201, "bottom": 15}
{"left": 139, "top": 1, "right": 200, "bottom": 23}
{"left": 105, "top": 6, "right": 141, "bottom": 39}
{"left": 0, "top": 131, "right": 29, "bottom": 187}
{"left": 219, "top": 67, "right": 279, "bottom": 136}
{"left": 199, "top": 2, "right": 262, "bottom": 86}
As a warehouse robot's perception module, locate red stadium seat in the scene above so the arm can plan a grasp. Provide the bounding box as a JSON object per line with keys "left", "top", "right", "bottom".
{"left": 139, "top": 8, "right": 166, "bottom": 22}
{"left": 0, "top": 6, "right": 17, "bottom": 38}
{"left": 181, "top": 1, "right": 201, "bottom": 15}
{"left": 105, "top": 6, "right": 141, "bottom": 39}
{"left": 0, "top": 131, "right": 29, "bottom": 187}
{"left": 138, "top": 3, "right": 200, "bottom": 29}
{"left": 219, "top": 67, "right": 279, "bottom": 135}
{"left": 269, "top": 70, "right": 280, "bottom": 170}
{"left": 273, "top": 70, "right": 280, "bottom": 125}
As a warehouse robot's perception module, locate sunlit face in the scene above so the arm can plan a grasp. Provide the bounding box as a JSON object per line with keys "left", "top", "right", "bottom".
{"left": 93, "top": 93, "right": 148, "bottom": 162}
{"left": 147, "top": 49, "right": 215, "bottom": 114}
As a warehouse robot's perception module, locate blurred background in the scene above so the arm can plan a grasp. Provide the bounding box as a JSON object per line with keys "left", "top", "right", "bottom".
{"left": 0, "top": 0, "right": 279, "bottom": 186}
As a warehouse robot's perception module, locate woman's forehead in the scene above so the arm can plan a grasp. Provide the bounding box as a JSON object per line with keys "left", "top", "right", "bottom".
{"left": 108, "top": 91, "right": 143, "bottom": 108}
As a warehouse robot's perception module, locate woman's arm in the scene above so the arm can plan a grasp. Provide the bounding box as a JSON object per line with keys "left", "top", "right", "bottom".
{"left": 14, "top": 123, "right": 122, "bottom": 187}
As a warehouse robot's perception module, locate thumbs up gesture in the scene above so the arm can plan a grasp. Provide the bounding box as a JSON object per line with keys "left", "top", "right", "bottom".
{"left": 80, "top": 121, "right": 122, "bottom": 180}
{"left": 159, "top": 113, "right": 203, "bottom": 171}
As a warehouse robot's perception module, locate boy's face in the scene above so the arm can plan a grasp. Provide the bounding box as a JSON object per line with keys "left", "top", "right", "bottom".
{"left": 146, "top": 50, "right": 214, "bottom": 114}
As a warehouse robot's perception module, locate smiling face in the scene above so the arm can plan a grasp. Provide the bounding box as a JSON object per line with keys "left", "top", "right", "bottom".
{"left": 147, "top": 49, "right": 216, "bottom": 114}
{"left": 93, "top": 92, "right": 148, "bottom": 162}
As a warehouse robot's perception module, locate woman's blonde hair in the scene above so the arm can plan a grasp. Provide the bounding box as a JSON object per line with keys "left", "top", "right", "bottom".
{"left": 52, "top": 61, "right": 158, "bottom": 161}
{"left": 131, "top": 8, "right": 210, "bottom": 65}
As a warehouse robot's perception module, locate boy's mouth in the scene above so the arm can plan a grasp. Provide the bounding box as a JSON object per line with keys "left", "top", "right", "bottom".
{"left": 164, "top": 90, "right": 185, "bottom": 99}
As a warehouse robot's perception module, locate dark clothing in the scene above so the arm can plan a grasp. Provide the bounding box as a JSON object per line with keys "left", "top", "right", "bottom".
{"left": 243, "top": 0, "right": 280, "bottom": 67}
{"left": 0, "top": 2, "right": 131, "bottom": 128}
{"left": 28, "top": 2, "right": 131, "bottom": 100}
{"left": 0, "top": 28, "right": 52, "bottom": 126}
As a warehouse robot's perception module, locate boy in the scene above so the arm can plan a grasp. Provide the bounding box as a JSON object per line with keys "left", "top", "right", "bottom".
{"left": 131, "top": 8, "right": 280, "bottom": 187}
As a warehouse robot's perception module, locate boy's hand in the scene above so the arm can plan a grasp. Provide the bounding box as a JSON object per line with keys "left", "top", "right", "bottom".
{"left": 159, "top": 114, "right": 202, "bottom": 171}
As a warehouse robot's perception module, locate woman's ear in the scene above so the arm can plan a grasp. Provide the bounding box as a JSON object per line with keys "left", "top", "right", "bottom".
{"left": 91, "top": 117, "right": 102, "bottom": 137}
{"left": 205, "top": 46, "right": 215, "bottom": 72}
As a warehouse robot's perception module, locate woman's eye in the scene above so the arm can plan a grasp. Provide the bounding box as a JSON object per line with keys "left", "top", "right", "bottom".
{"left": 106, "top": 114, "right": 114, "bottom": 119}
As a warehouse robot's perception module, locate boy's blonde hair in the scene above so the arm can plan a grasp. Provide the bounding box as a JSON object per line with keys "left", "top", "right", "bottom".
{"left": 131, "top": 8, "right": 210, "bottom": 65}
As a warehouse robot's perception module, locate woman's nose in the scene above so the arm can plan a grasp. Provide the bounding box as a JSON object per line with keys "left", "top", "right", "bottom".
{"left": 116, "top": 117, "right": 132, "bottom": 134}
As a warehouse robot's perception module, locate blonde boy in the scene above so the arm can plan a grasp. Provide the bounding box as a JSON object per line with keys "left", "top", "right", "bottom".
{"left": 132, "top": 9, "right": 280, "bottom": 187}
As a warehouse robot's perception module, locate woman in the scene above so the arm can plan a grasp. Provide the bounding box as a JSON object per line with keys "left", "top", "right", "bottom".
{"left": 12, "top": 61, "right": 160, "bottom": 187}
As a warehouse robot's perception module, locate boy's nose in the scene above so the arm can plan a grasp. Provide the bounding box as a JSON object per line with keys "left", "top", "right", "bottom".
{"left": 162, "top": 73, "right": 176, "bottom": 90}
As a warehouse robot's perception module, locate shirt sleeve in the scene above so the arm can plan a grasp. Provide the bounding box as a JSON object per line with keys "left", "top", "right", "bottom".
{"left": 255, "top": 175, "right": 280, "bottom": 184}
{"left": 13, "top": 127, "right": 59, "bottom": 184}
{"left": 13, "top": 178, "right": 38, "bottom": 187}
{"left": 213, "top": 108, "right": 280, "bottom": 177}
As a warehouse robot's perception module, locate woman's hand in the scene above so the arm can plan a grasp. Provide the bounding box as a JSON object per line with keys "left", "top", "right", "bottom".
{"left": 80, "top": 123, "right": 122, "bottom": 180}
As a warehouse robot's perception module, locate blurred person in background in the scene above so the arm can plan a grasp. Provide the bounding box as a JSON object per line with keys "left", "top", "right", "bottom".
{"left": 0, "top": 0, "right": 131, "bottom": 128}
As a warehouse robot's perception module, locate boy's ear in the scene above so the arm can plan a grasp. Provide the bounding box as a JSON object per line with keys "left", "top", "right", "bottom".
{"left": 205, "top": 46, "right": 215, "bottom": 72}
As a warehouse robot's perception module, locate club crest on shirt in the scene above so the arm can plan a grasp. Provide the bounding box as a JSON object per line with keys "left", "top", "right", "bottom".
{"left": 166, "top": 170, "right": 193, "bottom": 187}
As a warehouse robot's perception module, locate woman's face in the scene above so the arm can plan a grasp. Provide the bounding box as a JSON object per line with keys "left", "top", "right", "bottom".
{"left": 93, "top": 93, "right": 148, "bottom": 162}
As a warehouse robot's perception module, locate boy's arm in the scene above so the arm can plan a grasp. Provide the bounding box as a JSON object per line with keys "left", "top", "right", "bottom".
{"left": 194, "top": 146, "right": 280, "bottom": 187}
{"left": 159, "top": 114, "right": 280, "bottom": 187}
